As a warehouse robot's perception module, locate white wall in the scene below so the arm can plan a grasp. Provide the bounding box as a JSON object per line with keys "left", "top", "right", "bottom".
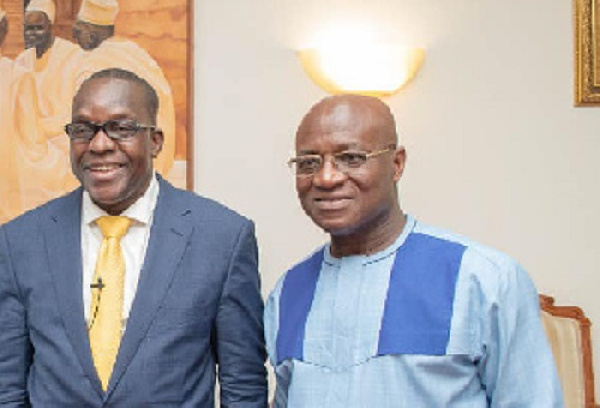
{"left": 195, "top": 0, "right": 600, "bottom": 396}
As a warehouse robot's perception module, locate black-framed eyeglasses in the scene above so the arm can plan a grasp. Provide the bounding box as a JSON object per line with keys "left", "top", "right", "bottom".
{"left": 64, "top": 119, "right": 156, "bottom": 142}
{"left": 288, "top": 146, "right": 396, "bottom": 177}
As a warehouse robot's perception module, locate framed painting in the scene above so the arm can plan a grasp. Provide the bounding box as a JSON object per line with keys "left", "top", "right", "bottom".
{"left": 575, "top": 0, "right": 600, "bottom": 105}
{"left": 0, "top": 0, "right": 193, "bottom": 224}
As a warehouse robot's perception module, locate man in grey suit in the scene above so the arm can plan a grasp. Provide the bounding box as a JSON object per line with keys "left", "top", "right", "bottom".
{"left": 0, "top": 68, "right": 268, "bottom": 407}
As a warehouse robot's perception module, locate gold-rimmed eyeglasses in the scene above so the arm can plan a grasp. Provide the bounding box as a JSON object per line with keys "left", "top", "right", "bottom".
{"left": 288, "top": 146, "right": 396, "bottom": 177}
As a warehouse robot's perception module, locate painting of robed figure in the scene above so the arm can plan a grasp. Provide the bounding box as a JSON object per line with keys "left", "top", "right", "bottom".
{"left": 0, "top": 0, "right": 191, "bottom": 224}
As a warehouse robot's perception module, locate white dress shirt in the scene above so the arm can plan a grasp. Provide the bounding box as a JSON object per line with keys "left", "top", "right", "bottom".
{"left": 81, "top": 174, "right": 159, "bottom": 329}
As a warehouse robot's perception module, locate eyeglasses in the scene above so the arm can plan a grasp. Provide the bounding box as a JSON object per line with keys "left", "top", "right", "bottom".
{"left": 64, "top": 119, "right": 156, "bottom": 142}
{"left": 288, "top": 146, "right": 395, "bottom": 177}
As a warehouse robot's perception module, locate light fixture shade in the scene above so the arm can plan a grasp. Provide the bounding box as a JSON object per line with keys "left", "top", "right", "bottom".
{"left": 298, "top": 45, "right": 425, "bottom": 97}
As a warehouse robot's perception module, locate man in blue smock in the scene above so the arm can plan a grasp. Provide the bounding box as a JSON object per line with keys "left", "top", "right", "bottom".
{"left": 264, "top": 94, "right": 564, "bottom": 407}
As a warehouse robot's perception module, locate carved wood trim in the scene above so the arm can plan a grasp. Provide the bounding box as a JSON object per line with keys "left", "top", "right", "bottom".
{"left": 540, "top": 294, "right": 598, "bottom": 408}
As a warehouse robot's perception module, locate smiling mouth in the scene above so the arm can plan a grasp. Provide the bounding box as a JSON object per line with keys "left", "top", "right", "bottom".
{"left": 85, "top": 163, "right": 124, "bottom": 173}
{"left": 314, "top": 197, "right": 351, "bottom": 210}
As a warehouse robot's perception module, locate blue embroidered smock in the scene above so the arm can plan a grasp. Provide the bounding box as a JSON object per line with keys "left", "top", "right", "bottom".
{"left": 264, "top": 216, "right": 564, "bottom": 407}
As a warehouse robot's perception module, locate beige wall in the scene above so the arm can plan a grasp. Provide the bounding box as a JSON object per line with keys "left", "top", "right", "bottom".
{"left": 194, "top": 0, "right": 600, "bottom": 396}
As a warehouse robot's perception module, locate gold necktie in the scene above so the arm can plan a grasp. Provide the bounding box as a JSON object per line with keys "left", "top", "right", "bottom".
{"left": 89, "top": 215, "right": 132, "bottom": 391}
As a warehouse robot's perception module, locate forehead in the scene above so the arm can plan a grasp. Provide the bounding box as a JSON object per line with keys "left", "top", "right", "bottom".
{"left": 296, "top": 103, "right": 384, "bottom": 150}
{"left": 73, "top": 77, "right": 148, "bottom": 117}
{"left": 73, "top": 20, "right": 88, "bottom": 29}
{"left": 74, "top": 20, "right": 101, "bottom": 32}
{"left": 24, "top": 11, "right": 48, "bottom": 25}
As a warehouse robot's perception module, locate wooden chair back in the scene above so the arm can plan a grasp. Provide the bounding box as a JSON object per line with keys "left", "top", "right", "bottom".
{"left": 540, "top": 294, "right": 598, "bottom": 408}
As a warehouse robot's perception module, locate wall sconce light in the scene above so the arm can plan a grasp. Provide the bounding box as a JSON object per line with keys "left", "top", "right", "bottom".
{"left": 297, "top": 44, "right": 425, "bottom": 97}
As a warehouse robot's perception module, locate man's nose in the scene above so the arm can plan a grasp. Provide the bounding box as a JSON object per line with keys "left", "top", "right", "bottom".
{"left": 312, "top": 158, "right": 346, "bottom": 187}
{"left": 87, "top": 129, "right": 116, "bottom": 151}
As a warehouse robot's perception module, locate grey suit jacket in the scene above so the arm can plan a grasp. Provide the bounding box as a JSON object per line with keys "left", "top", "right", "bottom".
{"left": 0, "top": 177, "right": 268, "bottom": 407}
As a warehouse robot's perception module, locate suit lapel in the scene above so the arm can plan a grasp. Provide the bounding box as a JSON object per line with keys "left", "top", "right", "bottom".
{"left": 44, "top": 189, "right": 105, "bottom": 397}
{"left": 107, "top": 179, "right": 193, "bottom": 395}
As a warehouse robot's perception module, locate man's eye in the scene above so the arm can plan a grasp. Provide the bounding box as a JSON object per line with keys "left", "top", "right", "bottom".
{"left": 108, "top": 122, "right": 136, "bottom": 133}
{"left": 297, "top": 157, "right": 321, "bottom": 170}
{"left": 116, "top": 125, "right": 136, "bottom": 132}
{"left": 337, "top": 152, "right": 367, "bottom": 167}
{"left": 72, "top": 125, "right": 92, "bottom": 135}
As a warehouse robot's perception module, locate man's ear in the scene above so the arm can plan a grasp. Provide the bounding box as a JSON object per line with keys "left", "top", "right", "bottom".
{"left": 392, "top": 146, "right": 406, "bottom": 182}
{"left": 150, "top": 128, "right": 164, "bottom": 158}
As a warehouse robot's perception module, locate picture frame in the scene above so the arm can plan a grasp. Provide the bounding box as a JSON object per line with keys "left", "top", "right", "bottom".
{"left": 575, "top": 0, "right": 600, "bottom": 105}
{"left": 0, "top": 0, "right": 193, "bottom": 223}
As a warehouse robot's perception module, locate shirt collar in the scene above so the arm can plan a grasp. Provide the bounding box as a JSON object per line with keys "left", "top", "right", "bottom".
{"left": 82, "top": 172, "right": 160, "bottom": 226}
